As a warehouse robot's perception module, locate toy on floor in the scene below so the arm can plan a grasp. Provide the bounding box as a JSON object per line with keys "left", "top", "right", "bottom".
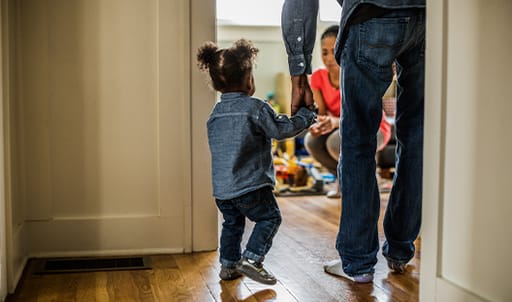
{"left": 273, "top": 155, "right": 325, "bottom": 196}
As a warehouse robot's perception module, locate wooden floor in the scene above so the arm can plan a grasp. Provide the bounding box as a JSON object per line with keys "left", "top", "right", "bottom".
{"left": 7, "top": 183, "right": 420, "bottom": 302}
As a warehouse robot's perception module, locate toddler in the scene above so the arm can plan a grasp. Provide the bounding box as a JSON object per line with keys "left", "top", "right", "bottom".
{"left": 197, "top": 39, "right": 316, "bottom": 285}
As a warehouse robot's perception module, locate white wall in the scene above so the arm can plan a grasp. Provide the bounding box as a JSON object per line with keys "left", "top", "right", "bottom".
{"left": 422, "top": 0, "right": 512, "bottom": 301}
{"left": 217, "top": 23, "right": 336, "bottom": 103}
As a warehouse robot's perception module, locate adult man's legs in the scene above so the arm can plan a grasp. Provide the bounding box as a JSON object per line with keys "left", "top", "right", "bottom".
{"left": 334, "top": 22, "right": 395, "bottom": 278}
{"left": 332, "top": 8, "right": 425, "bottom": 279}
{"left": 383, "top": 11, "right": 425, "bottom": 270}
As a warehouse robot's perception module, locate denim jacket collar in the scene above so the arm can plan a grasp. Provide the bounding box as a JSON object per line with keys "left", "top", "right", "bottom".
{"left": 221, "top": 92, "right": 246, "bottom": 101}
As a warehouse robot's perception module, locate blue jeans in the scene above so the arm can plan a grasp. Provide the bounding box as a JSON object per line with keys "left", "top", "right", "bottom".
{"left": 216, "top": 186, "right": 282, "bottom": 268}
{"left": 337, "top": 9, "right": 425, "bottom": 276}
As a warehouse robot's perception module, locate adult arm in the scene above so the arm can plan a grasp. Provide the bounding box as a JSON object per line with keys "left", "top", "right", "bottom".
{"left": 281, "top": 0, "right": 319, "bottom": 114}
{"left": 312, "top": 88, "right": 327, "bottom": 115}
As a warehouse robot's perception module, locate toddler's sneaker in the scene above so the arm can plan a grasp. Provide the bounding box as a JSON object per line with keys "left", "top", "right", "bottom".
{"left": 323, "top": 259, "right": 374, "bottom": 283}
{"left": 219, "top": 265, "right": 242, "bottom": 280}
{"left": 387, "top": 259, "right": 406, "bottom": 274}
{"left": 236, "top": 258, "right": 277, "bottom": 285}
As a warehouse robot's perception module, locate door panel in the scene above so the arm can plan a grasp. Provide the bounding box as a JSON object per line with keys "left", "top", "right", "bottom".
{"left": 9, "top": 0, "right": 202, "bottom": 256}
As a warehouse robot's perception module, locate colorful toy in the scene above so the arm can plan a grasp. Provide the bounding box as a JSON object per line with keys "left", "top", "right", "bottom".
{"left": 273, "top": 155, "right": 325, "bottom": 196}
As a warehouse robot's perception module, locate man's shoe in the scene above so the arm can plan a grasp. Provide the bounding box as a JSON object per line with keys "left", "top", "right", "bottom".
{"left": 387, "top": 259, "right": 406, "bottom": 274}
{"left": 323, "top": 259, "right": 374, "bottom": 283}
{"left": 236, "top": 258, "right": 277, "bottom": 285}
{"left": 219, "top": 266, "right": 242, "bottom": 280}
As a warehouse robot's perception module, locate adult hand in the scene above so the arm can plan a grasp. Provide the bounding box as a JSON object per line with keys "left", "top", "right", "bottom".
{"left": 309, "top": 115, "right": 336, "bottom": 137}
{"left": 291, "top": 74, "right": 315, "bottom": 115}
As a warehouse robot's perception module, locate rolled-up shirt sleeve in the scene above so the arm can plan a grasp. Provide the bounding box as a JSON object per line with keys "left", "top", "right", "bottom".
{"left": 281, "top": 0, "right": 319, "bottom": 76}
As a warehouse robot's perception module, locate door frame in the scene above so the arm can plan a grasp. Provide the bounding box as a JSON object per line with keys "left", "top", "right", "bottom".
{"left": 421, "top": 1, "right": 495, "bottom": 301}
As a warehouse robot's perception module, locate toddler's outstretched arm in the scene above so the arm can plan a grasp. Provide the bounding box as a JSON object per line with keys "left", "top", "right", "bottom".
{"left": 258, "top": 104, "right": 316, "bottom": 140}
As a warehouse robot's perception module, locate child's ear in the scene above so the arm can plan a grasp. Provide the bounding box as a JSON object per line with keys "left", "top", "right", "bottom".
{"left": 247, "top": 74, "right": 255, "bottom": 96}
{"left": 246, "top": 74, "right": 252, "bottom": 89}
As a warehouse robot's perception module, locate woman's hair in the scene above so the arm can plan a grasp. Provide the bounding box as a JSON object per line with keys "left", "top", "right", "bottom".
{"left": 197, "top": 39, "right": 259, "bottom": 92}
{"left": 321, "top": 25, "right": 339, "bottom": 40}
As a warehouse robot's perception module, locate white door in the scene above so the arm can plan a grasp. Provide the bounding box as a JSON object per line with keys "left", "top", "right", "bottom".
{"left": 3, "top": 0, "right": 218, "bottom": 291}
{"left": 421, "top": 0, "right": 512, "bottom": 301}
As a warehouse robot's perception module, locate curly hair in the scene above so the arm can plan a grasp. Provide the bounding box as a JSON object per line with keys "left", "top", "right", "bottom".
{"left": 197, "top": 39, "right": 259, "bottom": 92}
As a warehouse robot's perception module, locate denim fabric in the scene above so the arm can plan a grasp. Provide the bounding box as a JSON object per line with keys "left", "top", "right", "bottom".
{"left": 216, "top": 187, "right": 282, "bottom": 267}
{"left": 337, "top": 8, "right": 425, "bottom": 275}
{"left": 281, "top": 0, "right": 425, "bottom": 76}
{"left": 281, "top": 0, "right": 319, "bottom": 75}
{"left": 207, "top": 92, "right": 316, "bottom": 200}
{"left": 335, "top": 1, "right": 425, "bottom": 62}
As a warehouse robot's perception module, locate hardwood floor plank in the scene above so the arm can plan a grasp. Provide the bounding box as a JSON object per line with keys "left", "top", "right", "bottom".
{"left": 31, "top": 275, "right": 60, "bottom": 302}
{"left": 129, "top": 270, "right": 157, "bottom": 302}
{"left": 94, "top": 272, "right": 110, "bottom": 301}
{"left": 192, "top": 251, "right": 260, "bottom": 302}
{"left": 172, "top": 253, "right": 217, "bottom": 302}
{"left": 152, "top": 255, "right": 199, "bottom": 302}
{"left": 106, "top": 271, "right": 140, "bottom": 301}
{"left": 72, "top": 273, "right": 97, "bottom": 302}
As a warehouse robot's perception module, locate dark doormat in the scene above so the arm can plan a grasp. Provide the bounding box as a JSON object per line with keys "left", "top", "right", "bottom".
{"left": 34, "top": 256, "right": 152, "bottom": 274}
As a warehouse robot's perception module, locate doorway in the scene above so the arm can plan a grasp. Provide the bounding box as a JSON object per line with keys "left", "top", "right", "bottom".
{"left": 213, "top": 1, "right": 421, "bottom": 301}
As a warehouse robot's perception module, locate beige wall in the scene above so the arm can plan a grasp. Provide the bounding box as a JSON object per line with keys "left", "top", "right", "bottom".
{"left": 0, "top": 0, "right": 6, "bottom": 298}
{"left": 422, "top": 0, "right": 512, "bottom": 301}
{"left": 2, "top": 0, "right": 217, "bottom": 292}
{"left": 441, "top": 0, "right": 512, "bottom": 299}
{"left": 217, "top": 23, "right": 336, "bottom": 104}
